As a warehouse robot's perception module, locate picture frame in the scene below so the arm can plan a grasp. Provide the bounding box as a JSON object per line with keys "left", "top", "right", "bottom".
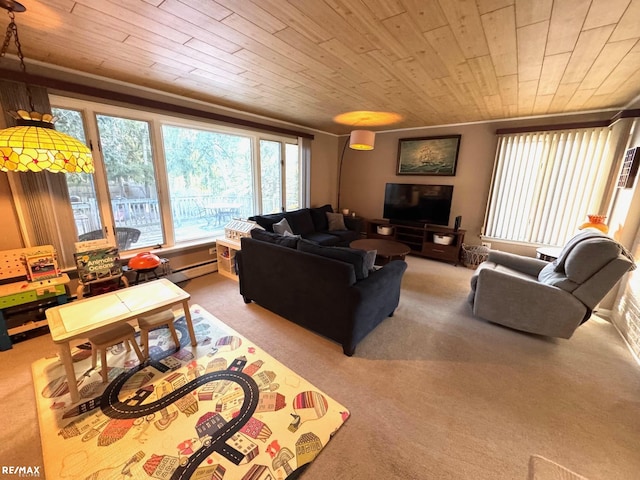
{"left": 397, "top": 135, "right": 461, "bottom": 176}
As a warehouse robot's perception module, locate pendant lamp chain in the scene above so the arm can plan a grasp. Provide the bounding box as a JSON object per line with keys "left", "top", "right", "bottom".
{"left": 1, "top": 8, "right": 34, "bottom": 111}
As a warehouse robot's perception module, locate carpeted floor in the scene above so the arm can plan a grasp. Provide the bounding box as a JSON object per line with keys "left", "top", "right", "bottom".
{"left": 31, "top": 305, "right": 347, "bottom": 479}
{"left": 2, "top": 255, "right": 640, "bottom": 479}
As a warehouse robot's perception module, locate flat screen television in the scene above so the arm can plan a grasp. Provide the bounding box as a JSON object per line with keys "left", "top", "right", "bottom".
{"left": 383, "top": 183, "right": 453, "bottom": 226}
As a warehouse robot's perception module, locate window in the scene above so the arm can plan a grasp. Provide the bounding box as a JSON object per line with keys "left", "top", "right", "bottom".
{"left": 484, "top": 127, "right": 612, "bottom": 246}
{"left": 260, "top": 139, "right": 282, "bottom": 214}
{"left": 97, "top": 114, "right": 163, "bottom": 250}
{"left": 162, "top": 125, "right": 253, "bottom": 243}
{"left": 285, "top": 143, "right": 300, "bottom": 211}
{"left": 20, "top": 96, "right": 307, "bottom": 268}
{"left": 52, "top": 107, "right": 103, "bottom": 239}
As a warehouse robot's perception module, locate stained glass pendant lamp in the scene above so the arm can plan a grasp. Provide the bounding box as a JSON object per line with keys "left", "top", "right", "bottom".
{"left": 0, "top": 0, "right": 94, "bottom": 173}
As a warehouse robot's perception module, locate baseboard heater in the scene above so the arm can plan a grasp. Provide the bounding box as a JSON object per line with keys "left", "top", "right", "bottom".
{"left": 172, "top": 259, "right": 218, "bottom": 279}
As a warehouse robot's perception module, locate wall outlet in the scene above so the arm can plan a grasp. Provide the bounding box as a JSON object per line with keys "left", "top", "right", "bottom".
{"left": 209, "top": 247, "right": 216, "bottom": 255}
{"left": 481, "top": 242, "right": 492, "bottom": 249}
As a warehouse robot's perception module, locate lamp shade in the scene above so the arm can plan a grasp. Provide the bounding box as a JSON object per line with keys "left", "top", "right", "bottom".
{"left": 0, "top": 111, "right": 94, "bottom": 173}
{"left": 349, "top": 130, "right": 375, "bottom": 150}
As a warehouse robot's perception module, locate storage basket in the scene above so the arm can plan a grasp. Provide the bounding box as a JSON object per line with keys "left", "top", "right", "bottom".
{"left": 462, "top": 244, "right": 490, "bottom": 269}
{"left": 377, "top": 225, "right": 394, "bottom": 236}
{"left": 433, "top": 233, "right": 454, "bottom": 245}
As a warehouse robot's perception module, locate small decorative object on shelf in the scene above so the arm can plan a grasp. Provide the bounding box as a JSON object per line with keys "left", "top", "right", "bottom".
{"left": 579, "top": 214, "right": 608, "bottom": 234}
{"left": 224, "top": 219, "right": 257, "bottom": 240}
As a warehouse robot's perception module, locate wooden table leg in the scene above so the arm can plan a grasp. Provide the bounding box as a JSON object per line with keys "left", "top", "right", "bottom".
{"left": 59, "top": 342, "right": 80, "bottom": 403}
{"left": 182, "top": 301, "right": 197, "bottom": 347}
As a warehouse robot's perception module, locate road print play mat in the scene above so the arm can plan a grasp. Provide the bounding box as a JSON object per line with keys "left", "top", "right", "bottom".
{"left": 32, "top": 305, "right": 349, "bottom": 479}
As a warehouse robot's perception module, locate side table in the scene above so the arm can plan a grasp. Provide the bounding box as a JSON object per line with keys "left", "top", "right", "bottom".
{"left": 536, "top": 246, "right": 562, "bottom": 262}
{"left": 216, "top": 237, "right": 241, "bottom": 281}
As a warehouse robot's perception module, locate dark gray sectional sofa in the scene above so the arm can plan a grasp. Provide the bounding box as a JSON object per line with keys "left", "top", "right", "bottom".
{"left": 249, "top": 204, "right": 360, "bottom": 246}
{"left": 237, "top": 235, "right": 407, "bottom": 356}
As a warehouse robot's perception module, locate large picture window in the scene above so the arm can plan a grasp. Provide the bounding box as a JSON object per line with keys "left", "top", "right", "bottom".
{"left": 162, "top": 125, "right": 253, "bottom": 243}
{"left": 484, "top": 127, "right": 613, "bottom": 246}
{"left": 29, "top": 96, "right": 306, "bottom": 267}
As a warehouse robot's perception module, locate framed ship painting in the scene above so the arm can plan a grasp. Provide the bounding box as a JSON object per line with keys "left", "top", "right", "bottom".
{"left": 397, "top": 135, "right": 461, "bottom": 176}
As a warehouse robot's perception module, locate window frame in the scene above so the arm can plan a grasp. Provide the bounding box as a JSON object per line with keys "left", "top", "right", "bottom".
{"left": 46, "top": 94, "right": 306, "bottom": 258}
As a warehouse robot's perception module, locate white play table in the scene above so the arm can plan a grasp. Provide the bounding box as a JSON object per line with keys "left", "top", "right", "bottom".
{"left": 46, "top": 279, "right": 197, "bottom": 403}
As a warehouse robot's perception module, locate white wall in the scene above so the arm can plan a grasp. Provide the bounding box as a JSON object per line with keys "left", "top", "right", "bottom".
{"left": 612, "top": 119, "right": 640, "bottom": 357}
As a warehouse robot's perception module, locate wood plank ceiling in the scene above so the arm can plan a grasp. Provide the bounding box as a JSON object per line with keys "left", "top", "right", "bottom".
{"left": 4, "top": 0, "right": 640, "bottom": 134}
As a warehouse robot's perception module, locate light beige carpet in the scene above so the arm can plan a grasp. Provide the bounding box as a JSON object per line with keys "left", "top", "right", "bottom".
{"left": 3, "top": 255, "right": 640, "bottom": 479}
{"left": 528, "top": 455, "right": 589, "bottom": 480}
{"left": 31, "top": 305, "right": 348, "bottom": 479}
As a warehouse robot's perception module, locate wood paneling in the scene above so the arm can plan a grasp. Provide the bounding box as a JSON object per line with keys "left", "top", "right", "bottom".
{"left": 0, "top": 0, "right": 637, "bottom": 134}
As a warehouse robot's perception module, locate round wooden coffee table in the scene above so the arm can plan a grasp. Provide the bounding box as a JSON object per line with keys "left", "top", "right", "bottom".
{"left": 350, "top": 239, "right": 411, "bottom": 265}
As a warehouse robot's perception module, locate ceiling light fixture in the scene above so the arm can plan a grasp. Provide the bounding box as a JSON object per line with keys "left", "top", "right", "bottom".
{"left": 0, "top": 0, "right": 94, "bottom": 173}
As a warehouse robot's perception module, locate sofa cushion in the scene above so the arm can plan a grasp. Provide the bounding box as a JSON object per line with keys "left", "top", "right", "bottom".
{"left": 273, "top": 218, "right": 293, "bottom": 235}
{"left": 297, "top": 239, "right": 369, "bottom": 280}
{"left": 538, "top": 262, "right": 579, "bottom": 292}
{"left": 327, "top": 212, "right": 346, "bottom": 231}
{"left": 284, "top": 209, "right": 316, "bottom": 235}
{"left": 323, "top": 229, "right": 359, "bottom": 244}
{"left": 309, "top": 204, "right": 333, "bottom": 231}
{"left": 564, "top": 238, "right": 620, "bottom": 283}
{"left": 303, "top": 232, "right": 342, "bottom": 246}
{"left": 552, "top": 228, "right": 607, "bottom": 273}
{"left": 250, "top": 228, "right": 299, "bottom": 248}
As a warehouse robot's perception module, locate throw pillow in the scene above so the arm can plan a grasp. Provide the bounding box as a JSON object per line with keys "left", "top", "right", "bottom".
{"left": 297, "top": 239, "right": 368, "bottom": 280}
{"left": 250, "top": 228, "right": 299, "bottom": 248}
{"left": 251, "top": 214, "right": 284, "bottom": 232}
{"left": 364, "top": 250, "right": 377, "bottom": 271}
{"left": 326, "top": 212, "right": 346, "bottom": 231}
{"left": 285, "top": 209, "right": 316, "bottom": 235}
{"left": 309, "top": 204, "right": 333, "bottom": 231}
{"left": 273, "top": 218, "right": 293, "bottom": 235}
{"left": 283, "top": 230, "right": 302, "bottom": 239}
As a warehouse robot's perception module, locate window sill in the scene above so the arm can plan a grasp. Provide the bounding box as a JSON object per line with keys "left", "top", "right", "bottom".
{"left": 120, "top": 238, "right": 220, "bottom": 261}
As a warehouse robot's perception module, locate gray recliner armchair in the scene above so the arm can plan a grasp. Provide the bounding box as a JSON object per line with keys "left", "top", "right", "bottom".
{"left": 468, "top": 228, "right": 636, "bottom": 338}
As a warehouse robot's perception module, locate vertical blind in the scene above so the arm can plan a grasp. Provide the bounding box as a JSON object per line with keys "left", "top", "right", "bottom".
{"left": 484, "top": 127, "right": 612, "bottom": 246}
{"left": 8, "top": 172, "right": 77, "bottom": 268}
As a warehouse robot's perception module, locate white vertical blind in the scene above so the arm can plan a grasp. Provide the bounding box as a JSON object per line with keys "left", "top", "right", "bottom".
{"left": 484, "top": 127, "right": 612, "bottom": 246}
{"left": 8, "top": 172, "right": 77, "bottom": 268}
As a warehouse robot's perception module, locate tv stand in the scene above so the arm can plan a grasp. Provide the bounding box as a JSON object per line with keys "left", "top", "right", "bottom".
{"left": 386, "top": 218, "right": 418, "bottom": 226}
{"left": 364, "top": 219, "right": 465, "bottom": 265}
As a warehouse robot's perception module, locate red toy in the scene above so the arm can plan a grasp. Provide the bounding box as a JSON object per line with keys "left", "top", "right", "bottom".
{"left": 128, "top": 252, "right": 161, "bottom": 270}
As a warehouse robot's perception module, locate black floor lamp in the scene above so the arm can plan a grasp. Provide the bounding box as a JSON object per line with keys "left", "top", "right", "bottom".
{"left": 337, "top": 130, "right": 375, "bottom": 211}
